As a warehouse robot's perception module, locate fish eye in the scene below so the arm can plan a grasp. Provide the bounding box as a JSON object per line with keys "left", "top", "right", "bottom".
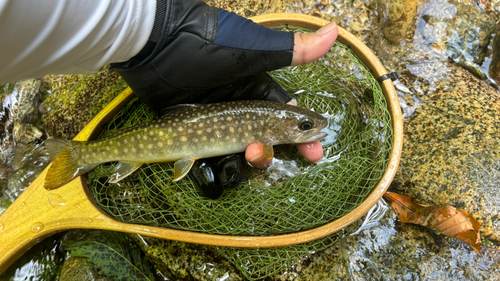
{"left": 299, "top": 117, "right": 314, "bottom": 131}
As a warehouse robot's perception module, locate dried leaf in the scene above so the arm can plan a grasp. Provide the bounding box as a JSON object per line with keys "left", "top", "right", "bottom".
{"left": 384, "top": 191, "right": 481, "bottom": 253}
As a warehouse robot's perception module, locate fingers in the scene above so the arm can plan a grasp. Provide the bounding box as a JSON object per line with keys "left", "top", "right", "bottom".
{"left": 246, "top": 142, "right": 273, "bottom": 168}
{"left": 295, "top": 141, "right": 324, "bottom": 162}
{"left": 245, "top": 101, "right": 325, "bottom": 168}
{"left": 291, "top": 22, "right": 338, "bottom": 66}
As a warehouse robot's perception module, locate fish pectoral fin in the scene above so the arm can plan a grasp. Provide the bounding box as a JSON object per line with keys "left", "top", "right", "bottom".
{"left": 173, "top": 158, "right": 196, "bottom": 181}
{"left": 109, "top": 161, "right": 143, "bottom": 183}
{"left": 263, "top": 143, "right": 274, "bottom": 160}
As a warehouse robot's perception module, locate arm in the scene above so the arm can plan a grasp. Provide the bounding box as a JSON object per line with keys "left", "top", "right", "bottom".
{"left": 0, "top": 0, "right": 155, "bottom": 85}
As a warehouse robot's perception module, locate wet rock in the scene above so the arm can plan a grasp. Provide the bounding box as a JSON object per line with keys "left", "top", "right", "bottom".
{"left": 60, "top": 256, "right": 113, "bottom": 281}
{"left": 132, "top": 235, "right": 243, "bottom": 281}
{"left": 274, "top": 208, "right": 500, "bottom": 280}
{"left": 41, "top": 67, "right": 127, "bottom": 139}
{"left": 382, "top": 0, "right": 422, "bottom": 44}
{"left": 393, "top": 63, "right": 500, "bottom": 241}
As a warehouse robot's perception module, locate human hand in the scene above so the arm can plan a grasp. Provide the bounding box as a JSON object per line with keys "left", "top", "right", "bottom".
{"left": 111, "top": 0, "right": 337, "bottom": 195}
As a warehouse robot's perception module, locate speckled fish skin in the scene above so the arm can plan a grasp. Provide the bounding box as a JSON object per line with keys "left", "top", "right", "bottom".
{"left": 44, "top": 100, "right": 328, "bottom": 190}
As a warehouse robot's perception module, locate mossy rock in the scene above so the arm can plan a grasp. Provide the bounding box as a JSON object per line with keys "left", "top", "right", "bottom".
{"left": 41, "top": 66, "right": 128, "bottom": 139}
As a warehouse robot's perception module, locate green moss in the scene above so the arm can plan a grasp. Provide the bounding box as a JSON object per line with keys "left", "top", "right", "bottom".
{"left": 42, "top": 66, "right": 128, "bottom": 139}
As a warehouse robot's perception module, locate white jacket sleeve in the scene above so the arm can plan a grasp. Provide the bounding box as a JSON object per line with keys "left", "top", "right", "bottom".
{"left": 0, "top": 0, "right": 156, "bottom": 85}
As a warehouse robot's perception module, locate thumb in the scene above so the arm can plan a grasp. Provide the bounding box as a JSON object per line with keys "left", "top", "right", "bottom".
{"left": 291, "top": 22, "right": 338, "bottom": 66}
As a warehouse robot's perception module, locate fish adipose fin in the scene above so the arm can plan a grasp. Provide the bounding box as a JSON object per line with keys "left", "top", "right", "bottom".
{"left": 44, "top": 139, "right": 95, "bottom": 190}
{"left": 173, "top": 158, "right": 196, "bottom": 181}
{"left": 109, "top": 162, "right": 143, "bottom": 183}
{"left": 263, "top": 143, "right": 274, "bottom": 160}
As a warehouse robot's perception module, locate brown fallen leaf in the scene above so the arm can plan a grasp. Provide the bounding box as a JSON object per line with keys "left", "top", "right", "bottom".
{"left": 384, "top": 191, "right": 481, "bottom": 253}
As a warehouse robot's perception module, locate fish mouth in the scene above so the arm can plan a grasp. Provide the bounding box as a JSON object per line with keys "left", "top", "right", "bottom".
{"left": 294, "top": 131, "right": 328, "bottom": 143}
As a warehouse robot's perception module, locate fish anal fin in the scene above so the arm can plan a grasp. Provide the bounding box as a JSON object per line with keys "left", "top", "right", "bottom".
{"left": 108, "top": 162, "right": 143, "bottom": 183}
{"left": 263, "top": 143, "right": 274, "bottom": 160}
{"left": 173, "top": 158, "right": 196, "bottom": 181}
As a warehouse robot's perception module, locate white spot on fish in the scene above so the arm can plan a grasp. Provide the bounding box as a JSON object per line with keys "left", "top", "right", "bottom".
{"left": 181, "top": 136, "right": 187, "bottom": 142}
{"left": 229, "top": 127, "right": 234, "bottom": 133}
{"left": 227, "top": 116, "right": 233, "bottom": 121}
{"left": 162, "top": 122, "right": 166, "bottom": 126}
{"left": 149, "top": 131, "right": 154, "bottom": 136}
{"left": 167, "top": 128, "right": 172, "bottom": 133}
{"left": 247, "top": 125, "right": 252, "bottom": 130}
{"left": 187, "top": 129, "right": 193, "bottom": 134}
{"left": 202, "top": 136, "right": 207, "bottom": 141}
{"left": 193, "top": 138, "right": 198, "bottom": 142}
{"left": 198, "top": 123, "right": 204, "bottom": 127}
{"left": 206, "top": 128, "right": 212, "bottom": 133}
{"left": 215, "top": 130, "right": 221, "bottom": 136}
{"left": 143, "top": 135, "right": 148, "bottom": 140}
{"left": 158, "top": 142, "right": 163, "bottom": 147}
{"left": 238, "top": 128, "right": 242, "bottom": 133}
{"left": 132, "top": 147, "right": 137, "bottom": 153}
{"left": 114, "top": 149, "right": 119, "bottom": 154}
{"left": 167, "top": 140, "right": 173, "bottom": 145}
{"left": 175, "top": 118, "right": 179, "bottom": 122}
{"left": 148, "top": 144, "right": 153, "bottom": 149}
{"left": 159, "top": 131, "right": 165, "bottom": 136}
{"left": 130, "top": 136, "right": 135, "bottom": 141}
{"left": 123, "top": 139, "right": 128, "bottom": 144}
{"left": 225, "top": 136, "right": 230, "bottom": 140}
{"left": 155, "top": 124, "right": 159, "bottom": 128}
{"left": 197, "top": 130, "right": 202, "bottom": 135}
{"left": 178, "top": 127, "right": 183, "bottom": 132}
{"left": 139, "top": 144, "right": 144, "bottom": 148}
{"left": 213, "top": 117, "right": 218, "bottom": 122}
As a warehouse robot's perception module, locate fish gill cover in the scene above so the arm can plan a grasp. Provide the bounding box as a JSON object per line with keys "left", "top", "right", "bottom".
{"left": 87, "top": 29, "right": 393, "bottom": 280}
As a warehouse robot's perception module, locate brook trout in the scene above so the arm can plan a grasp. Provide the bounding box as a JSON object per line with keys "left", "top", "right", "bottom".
{"left": 44, "top": 100, "right": 328, "bottom": 190}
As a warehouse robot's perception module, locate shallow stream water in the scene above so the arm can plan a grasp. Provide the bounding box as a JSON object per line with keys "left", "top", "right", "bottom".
{"left": 1, "top": 0, "right": 500, "bottom": 279}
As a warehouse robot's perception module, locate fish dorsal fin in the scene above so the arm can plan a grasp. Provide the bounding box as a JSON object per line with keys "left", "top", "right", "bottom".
{"left": 173, "top": 158, "right": 196, "bottom": 181}
{"left": 109, "top": 161, "right": 143, "bottom": 183}
{"left": 161, "top": 104, "right": 200, "bottom": 117}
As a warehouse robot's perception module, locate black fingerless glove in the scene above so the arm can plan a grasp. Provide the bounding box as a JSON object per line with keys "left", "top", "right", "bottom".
{"left": 111, "top": 0, "right": 294, "bottom": 114}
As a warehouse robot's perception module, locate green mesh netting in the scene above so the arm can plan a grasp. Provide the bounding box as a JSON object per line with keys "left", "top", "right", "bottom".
{"left": 88, "top": 30, "right": 393, "bottom": 280}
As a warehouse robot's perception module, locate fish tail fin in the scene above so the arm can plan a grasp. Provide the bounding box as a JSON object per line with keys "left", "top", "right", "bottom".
{"left": 44, "top": 139, "right": 90, "bottom": 190}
